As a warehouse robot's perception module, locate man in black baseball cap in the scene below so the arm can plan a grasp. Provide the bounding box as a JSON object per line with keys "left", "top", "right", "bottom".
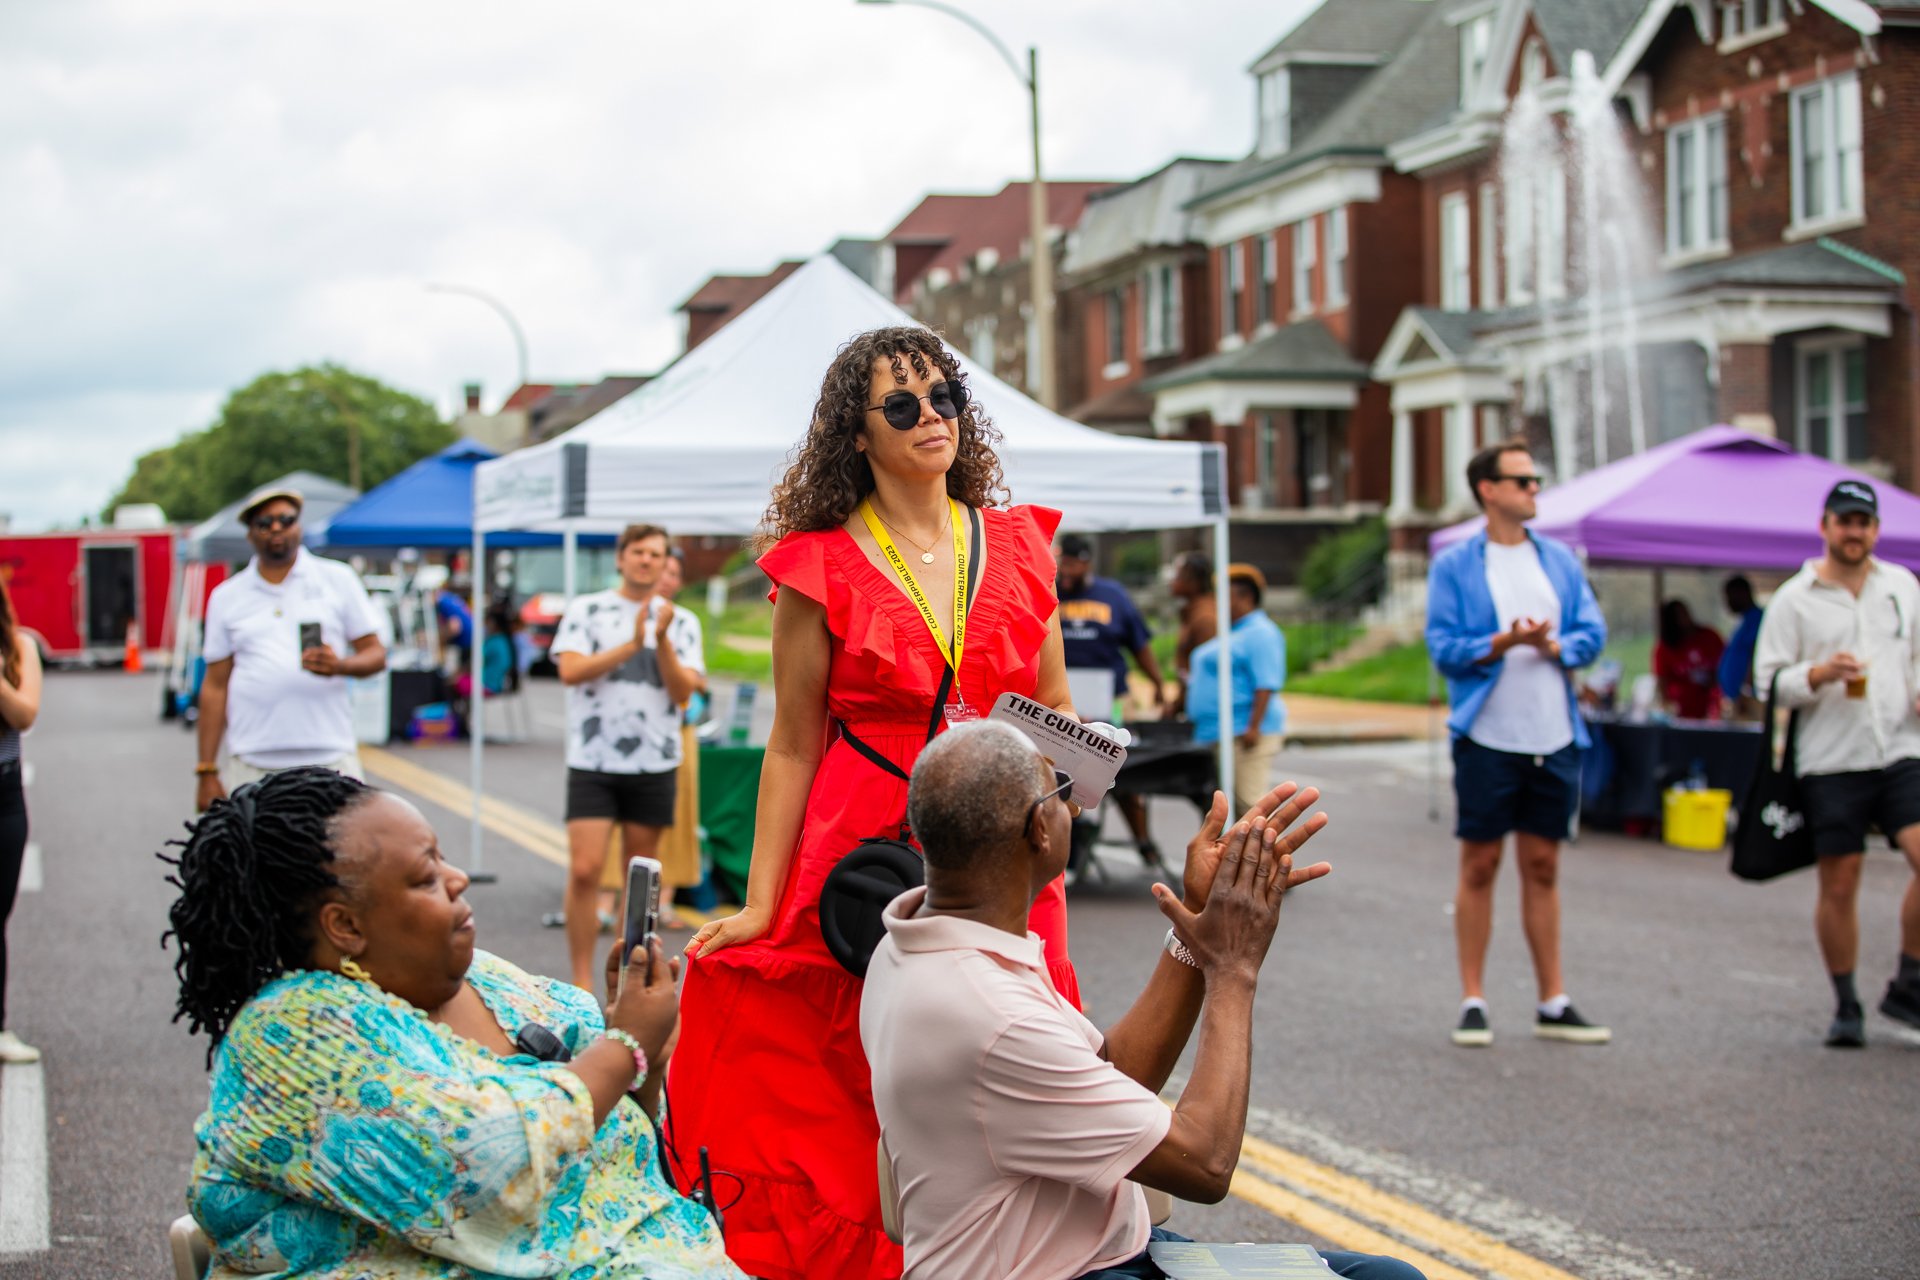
{"left": 1753, "top": 472, "right": 1920, "bottom": 1046}
{"left": 1825, "top": 479, "right": 1879, "bottom": 519}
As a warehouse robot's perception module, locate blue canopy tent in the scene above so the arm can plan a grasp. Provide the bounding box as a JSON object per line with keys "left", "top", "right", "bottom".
{"left": 322, "top": 438, "right": 577, "bottom": 550}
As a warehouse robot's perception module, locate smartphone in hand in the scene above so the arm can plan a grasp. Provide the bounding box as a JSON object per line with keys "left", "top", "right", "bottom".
{"left": 299, "top": 621, "right": 323, "bottom": 653}
{"left": 623, "top": 856, "right": 663, "bottom": 965}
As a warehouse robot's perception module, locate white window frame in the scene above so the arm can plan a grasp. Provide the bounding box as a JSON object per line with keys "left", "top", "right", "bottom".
{"left": 1223, "top": 242, "right": 1246, "bottom": 342}
{"left": 1326, "top": 208, "right": 1349, "bottom": 309}
{"left": 1477, "top": 183, "right": 1498, "bottom": 308}
{"left": 1142, "top": 261, "right": 1181, "bottom": 358}
{"left": 965, "top": 314, "right": 997, "bottom": 375}
{"left": 1440, "top": 192, "right": 1471, "bottom": 312}
{"left": 1796, "top": 335, "right": 1869, "bottom": 464}
{"left": 1504, "top": 169, "right": 1535, "bottom": 306}
{"left": 1257, "top": 68, "right": 1291, "bottom": 158}
{"left": 1720, "top": 0, "right": 1786, "bottom": 51}
{"left": 1103, "top": 288, "right": 1127, "bottom": 375}
{"left": 1666, "top": 113, "right": 1730, "bottom": 260}
{"left": 1538, "top": 157, "right": 1567, "bottom": 303}
{"left": 1292, "top": 217, "right": 1317, "bottom": 318}
{"left": 1256, "top": 232, "right": 1277, "bottom": 327}
{"left": 1255, "top": 412, "right": 1281, "bottom": 500}
{"left": 1790, "top": 72, "right": 1864, "bottom": 234}
{"left": 1460, "top": 12, "right": 1493, "bottom": 106}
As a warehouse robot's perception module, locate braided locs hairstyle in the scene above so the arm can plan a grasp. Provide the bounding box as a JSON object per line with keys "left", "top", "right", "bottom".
{"left": 160, "top": 767, "right": 375, "bottom": 1063}
{"left": 760, "top": 326, "right": 1008, "bottom": 548}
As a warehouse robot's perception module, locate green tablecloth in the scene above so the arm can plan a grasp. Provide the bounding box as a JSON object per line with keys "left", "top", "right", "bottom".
{"left": 699, "top": 746, "right": 763, "bottom": 903}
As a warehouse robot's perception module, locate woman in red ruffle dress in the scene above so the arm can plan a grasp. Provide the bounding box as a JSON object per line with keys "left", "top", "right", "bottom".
{"left": 668, "top": 327, "right": 1080, "bottom": 1280}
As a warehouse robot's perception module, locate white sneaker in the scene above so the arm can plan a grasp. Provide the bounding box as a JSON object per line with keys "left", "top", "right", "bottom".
{"left": 0, "top": 1031, "right": 41, "bottom": 1063}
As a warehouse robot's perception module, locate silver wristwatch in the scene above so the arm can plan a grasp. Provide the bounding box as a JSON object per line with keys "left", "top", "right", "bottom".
{"left": 1164, "top": 928, "right": 1200, "bottom": 969}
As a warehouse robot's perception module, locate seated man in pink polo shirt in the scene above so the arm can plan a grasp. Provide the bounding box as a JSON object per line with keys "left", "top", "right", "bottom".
{"left": 862, "top": 721, "right": 1426, "bottom": 1280}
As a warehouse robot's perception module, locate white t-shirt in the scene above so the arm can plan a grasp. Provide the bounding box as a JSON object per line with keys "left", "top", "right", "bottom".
{"left": 202, "top": 549, "right": 383, "bottom": 763}
{"left": 550, "top": 590, "right": 705, "bottom": 775}
{"left": 1471, "top": 540, "right": 1575, "bottom": 755}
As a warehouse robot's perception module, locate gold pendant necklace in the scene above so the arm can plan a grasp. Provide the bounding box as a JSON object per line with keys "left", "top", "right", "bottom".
{"left": 872, "top": 502, "right": 948, "bottom": 564}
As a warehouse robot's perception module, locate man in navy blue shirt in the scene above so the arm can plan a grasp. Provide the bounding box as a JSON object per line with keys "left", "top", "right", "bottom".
{"left": 1717, "top": 575, "right": 1763, "bottom": 713}
{"left": 1057, "top": 534, "right": 1169, "bottom": 866}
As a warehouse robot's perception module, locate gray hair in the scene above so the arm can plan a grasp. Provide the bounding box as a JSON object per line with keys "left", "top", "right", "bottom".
{"left": 908, "top": 721, "right": 1046, "bottom": 872}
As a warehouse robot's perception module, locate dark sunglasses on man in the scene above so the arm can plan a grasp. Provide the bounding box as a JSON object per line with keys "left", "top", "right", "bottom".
{"left": 251, "top": 513, "right": 299, "bottom": 531}
{"left": 1025, "top": 769, "right": 1075, "bottom": 832}
{"left": 1493, "top": 473, "right": 1544, "bottom": 491}
{"left": 867, "top": 380, "right": 964, "bottom": 431}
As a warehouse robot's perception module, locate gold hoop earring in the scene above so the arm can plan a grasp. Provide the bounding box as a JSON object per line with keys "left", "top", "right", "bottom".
{"left": 339, "top": 957, "right": 373, "bottom": 983}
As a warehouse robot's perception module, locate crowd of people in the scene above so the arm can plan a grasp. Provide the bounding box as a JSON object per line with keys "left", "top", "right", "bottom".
{"left": 142, "top": 327, "right": 1920, "bottom": 1279}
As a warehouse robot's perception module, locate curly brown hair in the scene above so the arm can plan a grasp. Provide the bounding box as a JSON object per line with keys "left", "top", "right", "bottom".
{"left": 762, "top": 326, "right": 1007, "bottom": 544}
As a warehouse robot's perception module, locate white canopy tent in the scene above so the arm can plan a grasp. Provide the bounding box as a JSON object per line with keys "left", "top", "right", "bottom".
{"left": 466, "top": 254, "right": 1234, "bottom": 874}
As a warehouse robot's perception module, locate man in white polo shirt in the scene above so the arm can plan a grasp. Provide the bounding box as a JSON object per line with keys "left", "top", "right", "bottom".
{"left": 195, "top": 486, "right": 386, "bottom": 811}
{"left": 862, "top": 721, "right": 1423, "bottom": 1280}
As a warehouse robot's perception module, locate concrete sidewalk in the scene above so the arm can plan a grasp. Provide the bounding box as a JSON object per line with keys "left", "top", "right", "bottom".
{"left": 1285, "top": 693, "right": 1440, "bottom": 744}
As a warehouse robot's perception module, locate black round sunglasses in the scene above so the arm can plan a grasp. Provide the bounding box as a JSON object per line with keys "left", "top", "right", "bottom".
{"left": 867, "top": 380, "right": 964, "bottom": 431}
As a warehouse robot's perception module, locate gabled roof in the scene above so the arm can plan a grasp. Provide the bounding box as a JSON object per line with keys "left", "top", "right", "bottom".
{"left": 1249, "top": 0, "right": 1428, "bottom": 71}
{"left": 1066, "top": 382, "right": 1159, "bottom": 427}
{"left": 887, "top": 182, "right": 1118, "bottom": 288}
{"left": 1061, "top": 158, "right": 1231, "bottom": 280}
{"left": 677, "top": 261, "right": 805, "bottom": 314}
{"left": 1603, "top": 0, "right": 1880, "bottom": 93}
{"left": 1530, "top": 0, "right": 1647, "bottom": 80}
{"left": 527, "top": 375, "right": 652, "bottom": 443}
{"left": 1191, "top": 0, "right": 1485, "bottom": 210}
{"left": 1141, "top": 320, "right": 1368, "bottom": 393}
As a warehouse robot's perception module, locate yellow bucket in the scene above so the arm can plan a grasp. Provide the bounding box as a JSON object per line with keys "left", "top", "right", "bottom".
{"left": 1663, "top": 787, "right": 1732, "bottom": 850}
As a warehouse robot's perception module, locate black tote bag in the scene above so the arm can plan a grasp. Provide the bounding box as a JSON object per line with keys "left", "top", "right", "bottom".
{"left": 1730, "top": 674, "right": 1816, "bottom": 881}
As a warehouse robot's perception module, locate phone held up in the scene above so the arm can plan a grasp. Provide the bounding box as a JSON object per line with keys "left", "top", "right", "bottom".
{"left": 623, "top": 856, "right": 663, "bottom": 982}
{"left": 298, "top": 621, "right": 323, "bottom": 655}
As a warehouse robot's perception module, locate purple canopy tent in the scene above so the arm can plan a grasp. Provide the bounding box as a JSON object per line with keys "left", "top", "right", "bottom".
{"left": 1430, "top": 425, "right": 1920, "bottom": 570}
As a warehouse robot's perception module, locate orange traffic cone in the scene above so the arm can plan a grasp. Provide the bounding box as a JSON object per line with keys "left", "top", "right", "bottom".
{"left": 124, "top": 621, "right": 143, "bottom": 673}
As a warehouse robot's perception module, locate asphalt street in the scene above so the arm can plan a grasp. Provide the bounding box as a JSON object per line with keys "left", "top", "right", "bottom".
{"left": 3, "top": 671, "right": 1917, "bottom": 1278}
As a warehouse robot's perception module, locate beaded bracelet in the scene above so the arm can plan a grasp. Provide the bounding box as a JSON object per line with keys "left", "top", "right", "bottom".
{"left": 603, "top": 1029, "right": 649, "bottom": 1083}
{"left": 1164, "top": 928, "right": 1200, "bottom": 969}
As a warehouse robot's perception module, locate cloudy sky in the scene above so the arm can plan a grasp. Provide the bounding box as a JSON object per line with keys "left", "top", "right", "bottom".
{"left": 1, "top": 0, "right": 1319, "bottom": 530}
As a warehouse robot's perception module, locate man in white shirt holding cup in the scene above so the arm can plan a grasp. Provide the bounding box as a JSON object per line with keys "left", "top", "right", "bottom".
{"left": 1754, "top": 479, "right": 1920, "bottom": 1047}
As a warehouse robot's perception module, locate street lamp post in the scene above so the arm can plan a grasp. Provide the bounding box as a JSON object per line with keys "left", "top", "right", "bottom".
{"left": 425, "top": 283, "right": 532, "bottom": 401}
{"left": 856, "top": 0, "right": 1056, "bottom": 409}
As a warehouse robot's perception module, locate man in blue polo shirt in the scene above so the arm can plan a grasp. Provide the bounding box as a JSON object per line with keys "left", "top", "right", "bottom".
{"left": 1186, "top": 564, "right": 1286, "bottom": 817}
{"left": 1058, "top": 534, "right": 1169, "bottom": 866}
{"left": 1427, "top": 438, "right": 1609, "bottom": 1050}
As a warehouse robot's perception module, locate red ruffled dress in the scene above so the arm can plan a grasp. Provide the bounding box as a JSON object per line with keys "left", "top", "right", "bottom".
{"left": 666, "top": 504, "right": 1079, "bottom": 1280}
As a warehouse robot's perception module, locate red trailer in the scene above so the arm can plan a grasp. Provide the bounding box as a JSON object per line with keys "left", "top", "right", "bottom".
{"left": 0, "top": 527, "right": 222, "bottom": 665}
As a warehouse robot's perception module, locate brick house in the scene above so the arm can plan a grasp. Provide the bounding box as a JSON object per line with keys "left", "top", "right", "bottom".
{"left": 888, "top": 181, "right": 1118, "bottom": 403}
{"left": 1057, "top": 158, "right": 1230, "bottom": 439}
{"left": 676, "top": 261, "right": 805, "bottom": 352}
{"left": 1131, "top": 0, "right": 1487, "bottom": 574}
{"left": 1372, "top": 0, "right": 1915, "bottom": 548}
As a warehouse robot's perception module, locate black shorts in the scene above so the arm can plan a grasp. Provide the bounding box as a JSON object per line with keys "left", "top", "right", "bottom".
{"left": 1799, "top": 758, "right": 1920, "bottom": 856}
{"left": 565, "top": 767, "right": 677, "bottom": 827}
{"left": 1452, "top": 737, "right": 1581, "bottom": 843}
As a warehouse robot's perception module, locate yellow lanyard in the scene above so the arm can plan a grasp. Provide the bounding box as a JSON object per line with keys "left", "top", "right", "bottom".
{"left": 858, "top": 497, "right": 969, "bottom": 675}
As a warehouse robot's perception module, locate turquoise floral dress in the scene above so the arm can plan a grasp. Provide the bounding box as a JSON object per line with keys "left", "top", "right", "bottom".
{"left": 188, "top": 951, "right": 742, "bottom": 1279}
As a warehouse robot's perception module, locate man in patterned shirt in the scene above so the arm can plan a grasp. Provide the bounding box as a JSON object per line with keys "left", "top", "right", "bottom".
{"left": 551, "top": 523, "right": 705, "bottom": 988}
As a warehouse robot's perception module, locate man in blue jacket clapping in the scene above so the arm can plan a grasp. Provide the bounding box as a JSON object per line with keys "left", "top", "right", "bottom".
{"left": 1426, "top": 438, "right": 1609, "bottom": 1050}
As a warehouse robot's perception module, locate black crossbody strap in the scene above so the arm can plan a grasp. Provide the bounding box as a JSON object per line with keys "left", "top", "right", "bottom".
{"left": 840, "top": 505, "right": 984, "bottom": 783}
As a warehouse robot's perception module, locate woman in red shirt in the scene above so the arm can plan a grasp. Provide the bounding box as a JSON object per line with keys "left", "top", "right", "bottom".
{"left": 1654, "top": 599, "right": 1726, "bottom": 720}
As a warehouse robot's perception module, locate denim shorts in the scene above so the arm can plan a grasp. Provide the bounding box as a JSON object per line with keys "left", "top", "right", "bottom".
{"left": 1452, "top": 736, "right": 1581, "bottom": 842}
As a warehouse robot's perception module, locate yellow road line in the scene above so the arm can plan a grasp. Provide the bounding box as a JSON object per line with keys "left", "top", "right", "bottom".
{"left": 1237, "top": 1134, "right": 1586, "bottom": 1280}
{"left": 1227, "top": 1169, "right": 1479, "bottom": 1280}
{"left": 365, "top": 747, "right": 1559, "bottom": 1278}
{"left": 360, "top": 747, "right": 569, "bottom": 867}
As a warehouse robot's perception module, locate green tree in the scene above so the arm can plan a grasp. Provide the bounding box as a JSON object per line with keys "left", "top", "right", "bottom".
{"left": 107, "top": 363, "right": 454, "bottom": 522}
